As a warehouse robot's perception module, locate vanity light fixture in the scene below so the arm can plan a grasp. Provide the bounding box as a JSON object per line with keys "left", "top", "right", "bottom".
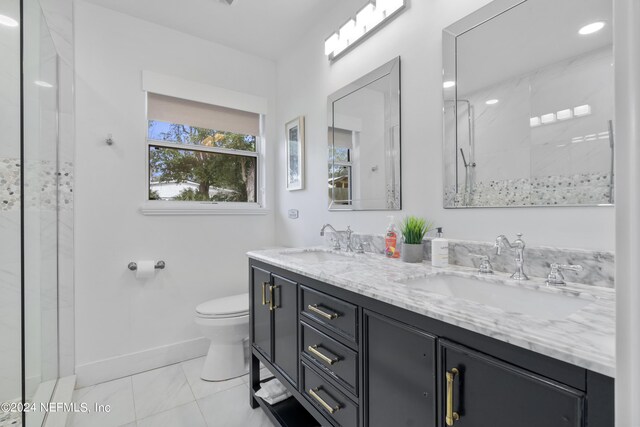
{"left": 574, "top": 104, "right": 592, "bottom": 116}
{"left": 0, "top": 14, "right": 19, "bottom": 27}
{"left": 557, "top": 109, "right": 573, "bottom": 120}
{"left": 530, "top": 117, "right": 541, "bottom": 127}
{"left": 485, "top": 99, "right": 499, "bottom": 105}
{"left": 34, "top": 80, "right": 53, "bottom": 88}
{"left": 578, "top": 21, "right": 605, "bottom": 35}
{"left": 324, "top": 0, "right": 406, "bottom": 61}
{"left": 541, "top": 113, "right": 556, "bottom": 124}
{"left": 443, "top": 81, "right": 456, "bottom": 89}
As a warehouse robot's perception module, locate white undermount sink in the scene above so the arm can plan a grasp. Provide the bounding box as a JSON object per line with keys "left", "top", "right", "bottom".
{"left": 399, "top": 274, "right": 594, "bottom": 320}
{"left": 281, "top": 250, "right": 352, "bottom": 264}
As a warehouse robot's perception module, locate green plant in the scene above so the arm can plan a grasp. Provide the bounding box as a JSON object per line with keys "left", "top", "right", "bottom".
{"left": 400, "top": 216, "right": 433, "bottom": 244}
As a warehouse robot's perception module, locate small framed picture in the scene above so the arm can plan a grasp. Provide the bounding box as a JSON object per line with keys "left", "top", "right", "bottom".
{"left": 285, "top": 116, "right": 305, "bottom": 191}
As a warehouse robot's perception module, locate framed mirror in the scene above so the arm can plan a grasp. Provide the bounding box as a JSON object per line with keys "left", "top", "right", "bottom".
{"left": 328, "top": 57, "right": 401, "bottom": 211}
{"left": 443, "top": 0, "right": 613, "bottom": 208}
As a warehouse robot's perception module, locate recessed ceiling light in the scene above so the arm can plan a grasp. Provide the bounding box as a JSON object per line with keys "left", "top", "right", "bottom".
{"left": 579, "top": 21, "right": 605, "bottom": 35}
{"left": 443, "top": 81, "right": 456, "bottom": 89}
{"left": 0, "top": 14, "right": 19, "bottom": 27}
{"left": 34, "top": 80, "right": 53, "bottom": 88}
{"left": 485, "top": 99, "right": 499, "bottom": 105}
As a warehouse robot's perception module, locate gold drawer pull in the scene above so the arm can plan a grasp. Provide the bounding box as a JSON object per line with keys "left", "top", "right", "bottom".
{"left": 261, "top": 282, "right": 269, "bottom": 305}
{"left": 269, "top": 285, "right": 278, "bottom": 311}
{"left": 308, "top": 388, "right": 340, "bottom": 414}
{"left": 445, "top": 368, "right": 460, "bottom": 426}
{"left": 308, "top": 304, "right": 338, "bottom": 320}
{"left": 308, "top": 345, "right": 339, "bottom": 365}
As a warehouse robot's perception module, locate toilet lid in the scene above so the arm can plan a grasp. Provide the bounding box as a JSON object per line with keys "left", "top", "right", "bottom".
{"left": 196, "top": 293, "right": 249, "bottom": 318}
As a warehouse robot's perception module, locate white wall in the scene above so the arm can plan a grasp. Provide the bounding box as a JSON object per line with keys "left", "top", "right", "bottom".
{"left": 73, "top": 1, "right": 276, "bottom": 385}
{"left": 275, "top": 0, "right": 614, "bottom": 252}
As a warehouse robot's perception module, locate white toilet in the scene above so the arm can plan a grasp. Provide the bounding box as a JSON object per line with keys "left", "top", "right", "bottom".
{"left": 195, "top": 293, "right": 249, "bottom": 381}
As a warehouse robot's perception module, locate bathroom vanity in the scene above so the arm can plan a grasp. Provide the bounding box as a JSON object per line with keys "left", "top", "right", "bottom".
{"left": 247, "top": 248, "right": 614, "bottom": 427}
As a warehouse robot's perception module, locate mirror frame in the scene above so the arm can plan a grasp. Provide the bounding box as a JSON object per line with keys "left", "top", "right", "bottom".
{"left": 442, "top": 0, "right": 614, "bottom": 209}
{"left": 327, "top": 56, "right": 402, "bottom": 211}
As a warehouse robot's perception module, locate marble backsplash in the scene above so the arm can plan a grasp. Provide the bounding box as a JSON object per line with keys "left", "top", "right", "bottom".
{"left": 325, "top": 232, "right": 614, "bottom": 288}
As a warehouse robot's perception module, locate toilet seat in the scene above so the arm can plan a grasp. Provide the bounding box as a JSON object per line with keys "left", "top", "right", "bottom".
{"left": 196, "top": 293, "right": 249, "bottom": 319}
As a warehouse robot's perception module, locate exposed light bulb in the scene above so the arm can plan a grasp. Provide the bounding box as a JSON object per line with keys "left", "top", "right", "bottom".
{"left": 376, "top": 0, "right": 404, "bottom": 16}
{"left": 339, "top": 19, "right": 357, "bottom": 44}
{"left": 324, "top": 33, "right": 339, "bottom": 56}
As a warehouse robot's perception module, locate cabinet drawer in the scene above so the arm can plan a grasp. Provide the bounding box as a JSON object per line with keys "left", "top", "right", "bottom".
{"left": 301, "top": 321, "right": 358, "bottom": 396}
{"left": 302, "top": 361, "right": 358, "bottom": 427}
{"left": 301, "top": 286, "right": 358, "bottom": 343}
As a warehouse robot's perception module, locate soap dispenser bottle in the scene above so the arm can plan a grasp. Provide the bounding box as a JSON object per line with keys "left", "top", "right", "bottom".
{"left": 385, "top": 216, "right": 400, "bottom": 259}
{"left": 431, "top": 227, "right": 449, "bottom": 267}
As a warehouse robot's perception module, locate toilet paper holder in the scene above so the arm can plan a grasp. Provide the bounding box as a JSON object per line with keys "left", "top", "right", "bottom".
{"left": 128, "top": 261, "right": 166, "bottom": 271}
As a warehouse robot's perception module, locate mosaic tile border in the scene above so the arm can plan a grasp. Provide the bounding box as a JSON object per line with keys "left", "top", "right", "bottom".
{"left": 445, "top": 172, "right": 613, "bottom": 207}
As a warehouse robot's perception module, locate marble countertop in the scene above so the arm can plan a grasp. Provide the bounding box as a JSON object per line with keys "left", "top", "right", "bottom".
{"left": 247, "top": 246, "right": 615, "bottom": 378}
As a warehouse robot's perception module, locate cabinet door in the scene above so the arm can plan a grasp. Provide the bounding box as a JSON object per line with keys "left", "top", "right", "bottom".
{"left": 440, "top": 340, "right": 584, "bottom": 427}
{"left": 272, "top": 274, "right": 298, "bottom": 385}
{"left": 364, "top": 311, "right": 437, "bottom": 427}
{"left": 251, "top": 267, "right": 272, "bottom": 359}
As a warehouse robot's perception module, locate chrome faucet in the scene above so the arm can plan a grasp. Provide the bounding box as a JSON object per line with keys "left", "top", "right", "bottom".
{"left": 494, "top": 233, "right": 529, "bottom": 280}
{"left": 320, "top": 224, "right": 354, "bottom": 251}
{"left": 545, "top": 263, "right": 583, "bottom": 286}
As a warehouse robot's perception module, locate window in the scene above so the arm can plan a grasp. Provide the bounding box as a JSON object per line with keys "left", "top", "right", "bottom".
{"left": 147, "top": 93, "right": 260, "bottom": 204}
{"left": 329, "top": 128, "right": 353, "bottom": 205}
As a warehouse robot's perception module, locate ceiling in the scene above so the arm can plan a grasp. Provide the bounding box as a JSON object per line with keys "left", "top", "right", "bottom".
{"left": 83, "top": 0, "right": 344, "bottom": 60}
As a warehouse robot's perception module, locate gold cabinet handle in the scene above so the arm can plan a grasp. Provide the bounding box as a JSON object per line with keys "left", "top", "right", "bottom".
{"left": 308, "top": 345, "right": 339, "bottom": 365}
{"left": 308, "top": 304, "right": 338, "bottom": 320}
{"left": 308, "top": 388, "right": 340, "bottom": 414}
{"left": 261, "top": 282, "right": 269, "bottom": 305}
{"left": 445, "top": 368, "right": 460, "bottom": 426}
{"left": 269, "top": 285, "right": 277, "bottom": 311}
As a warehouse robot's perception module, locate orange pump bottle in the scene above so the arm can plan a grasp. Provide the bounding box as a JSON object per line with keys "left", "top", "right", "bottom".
{"left": 385, "top": 216, "right": 400, "bottom": 258}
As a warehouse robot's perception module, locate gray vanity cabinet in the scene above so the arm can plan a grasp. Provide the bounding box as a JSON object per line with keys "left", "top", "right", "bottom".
{"left": 440, "top": 340, "right": 584, "bottom": 427}
{"left": 363, "top": 311, "right": 437, "bottom": 427}
{"left": 250, "top": 267, "right": 298, "bottom": 386}
{"left": 248, "top": 259, "right": 613, "bottom": 427}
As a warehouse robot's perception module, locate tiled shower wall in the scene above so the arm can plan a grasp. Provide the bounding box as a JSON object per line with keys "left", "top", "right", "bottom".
{"left": 0, "top": 0, "right": 22, "bottom": 404}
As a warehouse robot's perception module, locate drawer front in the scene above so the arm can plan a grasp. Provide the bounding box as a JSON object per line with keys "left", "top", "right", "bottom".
{"left": 302, "top": 361, "right": 358, "bottom": 427}
{"left": 301, "top": 321, "right": 358, "bottom": 396}
{"left": 301, "top": 286, "right": 358, "bottom": 343}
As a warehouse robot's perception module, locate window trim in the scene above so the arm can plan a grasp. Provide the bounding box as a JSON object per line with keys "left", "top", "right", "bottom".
{"left": 140, "top": 79, "right": 268, "bottom": 216}
{"left": 147, "top": 139, "right": 258, "bottom": 158}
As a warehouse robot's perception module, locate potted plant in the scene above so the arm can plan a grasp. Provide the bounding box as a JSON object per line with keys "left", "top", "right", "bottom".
{"left": 400, "top": 216, "right": 432, "bottom": 263}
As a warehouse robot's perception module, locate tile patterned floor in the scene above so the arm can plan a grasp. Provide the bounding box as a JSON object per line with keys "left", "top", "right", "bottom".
{"left": 67, "top": 358, "right": 274, "bottom": 427}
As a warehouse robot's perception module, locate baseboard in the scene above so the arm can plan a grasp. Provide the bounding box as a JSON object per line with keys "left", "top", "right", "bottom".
{"left": 75, "top": 337, "right": 209, "bottom": 388}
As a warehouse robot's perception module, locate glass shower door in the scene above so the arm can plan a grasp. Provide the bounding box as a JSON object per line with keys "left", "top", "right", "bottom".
{"left": 22, "top": 0, "right": 60, "bottom": 424}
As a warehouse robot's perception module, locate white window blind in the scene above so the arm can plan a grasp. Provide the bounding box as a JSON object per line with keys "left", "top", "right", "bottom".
{"left": 330, "top": 128, "right": 353, "bottom": 149}
{"left": 148, "top": 93, "right": 260, "bottom": 136}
